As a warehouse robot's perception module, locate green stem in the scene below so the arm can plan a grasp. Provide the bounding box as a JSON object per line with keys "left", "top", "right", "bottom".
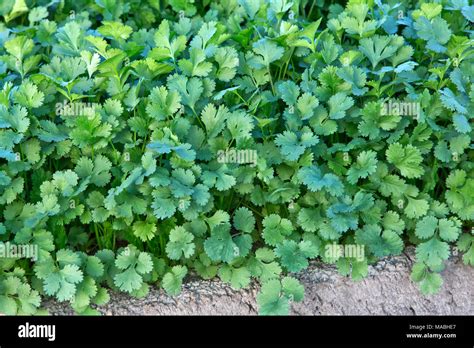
{"left": 267, "top": 66, "right": 276, "bottom": 95}
{"left": 94, "top": 223, "right": 102, "bottom": 249}
{"left": 192, "top": 107, "right": 206, "bottom": 130}
{"left": 281, "top": 48, "right": 294, "bottom": 80}
{"left": 242, "top": 203, "right": 264, "bottom": 218}
{"left": 307, "top": 1, "right": 316, "bottom": 19}
{"left": 227, "top": 191, "right": 235, "bottom": 211}
{"left": 142, "top": 133, "right": 149, "bottom": 153}
{"left": 159, "top": 233, "right": 165, "bottom": 257}
{"left": 233, "top": 91, "right": 249, "bottom": 107}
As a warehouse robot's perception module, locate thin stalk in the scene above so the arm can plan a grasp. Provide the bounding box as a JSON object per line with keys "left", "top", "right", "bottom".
{"left": 307, "top": 1, "right": 316, "bottom": 19}
{"left": 267, "top": 66, "right": 276, "bottom": 95}
{"left": 94, "top": 223, "right": 102, "bottom": 250}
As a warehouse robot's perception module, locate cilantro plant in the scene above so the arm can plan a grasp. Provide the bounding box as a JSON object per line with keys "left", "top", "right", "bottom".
{"left": 0, "top": 0, "right": 473, "bottom": 316}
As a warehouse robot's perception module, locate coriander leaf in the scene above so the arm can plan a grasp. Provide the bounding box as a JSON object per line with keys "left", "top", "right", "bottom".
{"left": 166, "top": 226, "right": 195, "bottom": 260}
{"left": 386, "top": 143, "right": 424, "bottom": 179}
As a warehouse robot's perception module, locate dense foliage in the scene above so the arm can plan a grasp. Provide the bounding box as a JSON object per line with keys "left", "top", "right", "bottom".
{"left": 0, "top": 0, "right": 473, "bottom": 315}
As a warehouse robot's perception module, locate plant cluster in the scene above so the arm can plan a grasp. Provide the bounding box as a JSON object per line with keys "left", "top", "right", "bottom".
{"left": 0, "top": 0, "right": 473, "bottom": 315}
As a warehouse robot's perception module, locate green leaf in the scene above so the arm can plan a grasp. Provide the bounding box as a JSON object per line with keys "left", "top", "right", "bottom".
{"left": 201, "top": 103, "right": 230, "bottom": 138}
{"left": 252, "top": 39, "right": 284, "bottom": 66}
{"left": 4, "top": 35, "right": 34, "bottom": 60}
{"left": 275, "top": 240, "right": 318, "bottom": 272}
{"left": 85, "top": 256, "right": 105, "bottom": 278}
{"left": 166, "top": 226, "right": 195, "bottom": 260}
{"left": 457, "top": 234, "right": 474, "bottom": 266}
{"left": 214, "top": 46, "right": 239, "bottom": 82}
{"left": 44, "top": 264, "right": 84, "bottom": 302}
{"left": 179, "top": 48, "right": 213, "bottom": 77}
{"left": 257, "top": 279, "right": 289, "bottom": 315}
{"left": 218, "top": 265, "right": 251, "bottom": 289}
{"left": 277, "top": 80, "right": 300, "bottom": 106}
{"left": 415, "top": 216, "right": 438, "bottom": 239}
{"left": 411, "top": 262, "right": 443, "bottom": 294}
{"left": 133, "top": 221, "right": 157, "bottom": 242}
{"left": 414, "top": 17, "right": 451, "bottom": 53}
{"left": 419, "top": 272, "right": 443, "bottom": 295}
{"left": 359, "top": 35, "right": 398, "bottom": 68}
{"left": 296, "top": 93, "right": 319, "bottom": 120}
{"left": 162, "top": 265, "right": 187, "bottom": 296}
{"left": 152, "top": 19, "right": 187, "bottom": 61}
{"left": 275, "top": 131, "right": 319, "bottom": 161}
{"left": 355, "top": 224, "right": 403, "bottom": 257}
{"left": 328, "top": 93, "right": 354, "bottom": 119}
{"left": 80, "top": 51, "right": 101, "bottom": 78}
{"left": 404, "top": 197, "right": 429, "bottom": 219}
{"left": 438, "top": 218, "right": 461, "bottom": 242}
{"left": 416, "top": 238, "right": 450, "bottom": 268}
{"left": 382, "top": 211, "right": 405, "bottom": 234}
{"left": 114, "top": 246, "right": 153, "bottom": 293}
{"left": 98, "top": 21, "right": 133, "bottom": 41}
{"left": 281, "top": 277, "right": 304, "bottom": 302}
{"left": 36, "top": 120, "right": 68, "bottom": 142}
{"left": 289, "top": 19, "right": 321, "bottom": 52}
{"left": 227, "top": 110, "right": 254, "bottom": 140}
{"left": 298, "top": 166, "right": 344, "bottom": 196}
{"left": 204, "top": 224, "right": 239, "bottom": 263}
{"left": 347, "top": 150, "right": 378, "bottom": 184}
{"left": 13, "top": 82, "right": 44, "bottom": 109}
{"left": 386, "top": 143, "right": 424, "bottom": 179}
{"left": 0, "top": 105, "right": 30, "bottom": 133}
{"left": 340, "top": 4, "right": 377, "bottom": 37}
{"left": 146, "top": 86, "right": 182, "bottom": 121}
{"left": 0, "top": 295, "right": 18, "bottom": 315}
{"left": 262, "top": 214, "right": 293, "bottom": 246}
{"left": 233, "top": 207, "right": 255, "bottom": 233}
{"left": 238, "top": 0, "right": 261, "bottom": 19}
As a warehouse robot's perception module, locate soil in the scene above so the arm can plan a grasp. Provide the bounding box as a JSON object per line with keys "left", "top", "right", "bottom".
{"left": 44, "top": 248, "right": 473, "bottom": 315}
